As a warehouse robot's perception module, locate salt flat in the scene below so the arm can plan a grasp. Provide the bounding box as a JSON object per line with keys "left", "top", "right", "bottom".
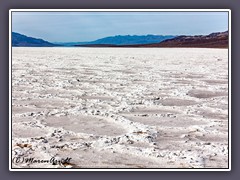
{"left": 11, "top": 47, "right": 229, "bottom": 168}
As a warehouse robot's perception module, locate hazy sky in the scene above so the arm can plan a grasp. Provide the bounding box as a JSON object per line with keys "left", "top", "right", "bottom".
{"left": 12, "top": 11, "right": 229, "bottom": 42}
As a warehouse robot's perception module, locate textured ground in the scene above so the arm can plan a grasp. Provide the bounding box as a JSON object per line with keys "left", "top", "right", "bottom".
{"left": 11, "top": 47, "right": 229, "bottom": 169}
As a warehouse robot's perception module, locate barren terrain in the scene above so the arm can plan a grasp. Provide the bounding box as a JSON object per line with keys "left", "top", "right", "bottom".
{"left": 11, "top": 47, "right": 229, "bottom": 169}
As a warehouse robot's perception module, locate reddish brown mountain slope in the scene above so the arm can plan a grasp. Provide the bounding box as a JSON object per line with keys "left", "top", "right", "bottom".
{"left": 131, "top": 31, "right": 229, "bottom": 48}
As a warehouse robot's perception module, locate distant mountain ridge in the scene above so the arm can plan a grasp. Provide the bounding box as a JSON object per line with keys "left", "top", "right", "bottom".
{"left": 83, "top": 35, "right": 175, "bottom": 45}
{"left": 12, "top": 32, "right": 57, "bottom": 47}
{"left": 56, "top": 35, "right": 175, "bottom": 46}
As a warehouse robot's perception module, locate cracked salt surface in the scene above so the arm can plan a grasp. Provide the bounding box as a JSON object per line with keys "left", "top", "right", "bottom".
{"left": 12, "top": 48, "right": 228, "bottom": 168}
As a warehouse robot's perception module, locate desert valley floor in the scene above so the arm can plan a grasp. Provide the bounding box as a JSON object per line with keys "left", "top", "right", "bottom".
{"left": 11, "top": 47, "right": 229, "bottom": 168}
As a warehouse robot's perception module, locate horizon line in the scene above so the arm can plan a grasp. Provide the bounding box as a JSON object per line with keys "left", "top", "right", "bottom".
{"left": 12, "top": 30, "right": 229, "bottom": 43}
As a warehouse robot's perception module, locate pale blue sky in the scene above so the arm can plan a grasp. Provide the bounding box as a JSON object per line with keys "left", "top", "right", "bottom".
{"left": 12, "top": 11, "right": 229, "bottom": 42}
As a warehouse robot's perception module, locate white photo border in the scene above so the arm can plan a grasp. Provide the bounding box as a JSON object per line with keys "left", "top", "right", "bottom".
{"left": 9, "top": 9, "right": 231, "bottom": 171}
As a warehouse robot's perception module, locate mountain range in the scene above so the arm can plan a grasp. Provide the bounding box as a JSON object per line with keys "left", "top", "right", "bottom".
{"left": 12, "top": 31, "right": 228, "bottom": 48}
{"left": 76, "top": 31, "right": 228, "bottom": 48}
{"left": 54, "top": 35, "right": 175, "bottom": 46}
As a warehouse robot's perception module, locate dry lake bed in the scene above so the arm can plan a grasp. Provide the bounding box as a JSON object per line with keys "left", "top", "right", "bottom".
{"left": 11, "top": 47, "right": 229, "bottom": 168}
